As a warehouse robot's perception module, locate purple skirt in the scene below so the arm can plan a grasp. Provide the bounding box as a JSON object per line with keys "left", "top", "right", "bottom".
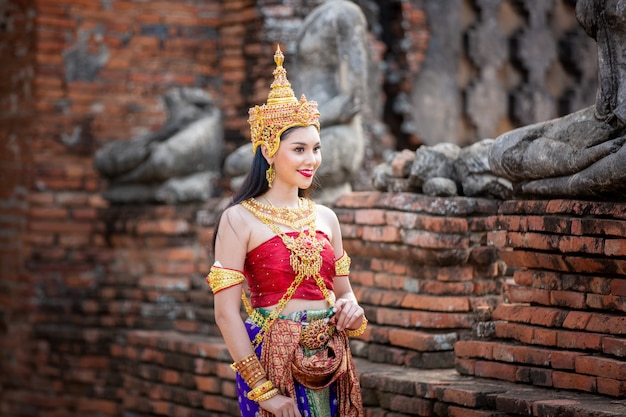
{"left": 236, "top": 309, "right": 338, "bottom": 417}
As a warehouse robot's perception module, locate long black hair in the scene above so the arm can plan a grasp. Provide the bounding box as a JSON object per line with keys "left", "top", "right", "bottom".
{"left": 211, "top": 127, "right": 314, "bottom": 254}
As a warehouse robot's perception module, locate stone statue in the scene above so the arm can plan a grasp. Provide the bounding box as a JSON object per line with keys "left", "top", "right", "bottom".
{"left": 371, "top": 140, "right": 513, "bottom": 199}
{"left": 489, "top": 0, "right": 626, "bottom": 199}
{"left": 224, "top": 0, "right": 370, "bottom": 204}
{"left": 291, "top": 0, "right": 369, "bottom": 203}
{"left": 94, "top": 88, "right": 223, "bottom": 203}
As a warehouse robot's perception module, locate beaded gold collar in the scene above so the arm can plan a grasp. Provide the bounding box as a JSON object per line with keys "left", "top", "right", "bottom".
{"left": 240, "top": 197, "right": 317, "bottom": 231}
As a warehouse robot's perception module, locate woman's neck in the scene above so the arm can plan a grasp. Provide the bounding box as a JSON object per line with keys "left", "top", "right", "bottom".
{"left": 263, "top": 189, "right": 301, "bottom": 209}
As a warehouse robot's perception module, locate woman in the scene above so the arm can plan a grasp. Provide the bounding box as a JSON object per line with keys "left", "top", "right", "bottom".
{"left": 207, "top": 46, "right": 367, "bottom": 417}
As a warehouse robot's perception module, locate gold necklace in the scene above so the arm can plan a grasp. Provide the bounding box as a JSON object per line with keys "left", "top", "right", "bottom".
{"left": 240, "top": 197, "right": 316, "bottom": 230}
{"left": 241, "top": 197, "right": 334, "bottom": 348}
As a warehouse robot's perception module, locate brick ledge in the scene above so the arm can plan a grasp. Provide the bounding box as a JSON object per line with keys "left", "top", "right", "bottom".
{"left": 356, "top": 358, "right": 626, "bottom": 416}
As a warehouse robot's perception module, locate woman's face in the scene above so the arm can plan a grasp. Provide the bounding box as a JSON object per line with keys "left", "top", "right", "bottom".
{"left": 271, "top": 125, "right": 322, "bottom": 190}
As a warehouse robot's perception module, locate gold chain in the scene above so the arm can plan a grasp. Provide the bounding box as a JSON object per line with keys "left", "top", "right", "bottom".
{"left": 241, "top": 197, "right": 334, "bottom": 349}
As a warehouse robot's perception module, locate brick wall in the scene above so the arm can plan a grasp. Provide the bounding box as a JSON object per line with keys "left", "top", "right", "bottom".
{"left": 456, "top": 200, "right": 626, "bottom": 398}
{"left": 0, "top": 1, "right": 39, "bottom": 415}
{"left": 0, "top": 0, "right": 222, "bottom": 415}
{"left": 334, "top": 192, "right": 504, "bottom": 369}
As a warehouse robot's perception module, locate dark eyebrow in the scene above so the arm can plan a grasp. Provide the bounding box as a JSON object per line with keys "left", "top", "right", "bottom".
{"left": 289, "top": 141, "right": 321, "bottom": 147}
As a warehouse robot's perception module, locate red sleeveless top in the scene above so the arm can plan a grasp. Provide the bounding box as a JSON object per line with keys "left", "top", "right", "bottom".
{"left": 244, "top": 231, "right": 336, "bottom": 308}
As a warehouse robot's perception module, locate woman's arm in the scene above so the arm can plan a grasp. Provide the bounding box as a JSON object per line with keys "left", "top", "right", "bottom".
{"left": 213, "top": 206, "right": 254, "bottom": 361}
{"left": 318, "top": 204, "right": 366, "bottom": 332}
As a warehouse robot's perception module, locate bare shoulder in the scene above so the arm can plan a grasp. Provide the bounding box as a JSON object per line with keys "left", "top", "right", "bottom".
{"left": 314, "top": 202, "right": 343, "bottom": 252}
{"left": 315, "top": 202, "right": 340, "bottom": 225}
{"left": 217, "top": 204, "right": 253, "bottom": 239}
{"left": 220, "top": 203, "right": 250, "bottom": 224}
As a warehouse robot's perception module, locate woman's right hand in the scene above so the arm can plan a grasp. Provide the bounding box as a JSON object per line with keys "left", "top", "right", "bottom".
{"left": 259, "top": 393, "right": 302, "bottom": 417}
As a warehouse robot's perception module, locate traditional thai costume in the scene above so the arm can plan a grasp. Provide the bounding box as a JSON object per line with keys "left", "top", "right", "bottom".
{"left": 207, "top": 45, "right": 366, "bottom": 417}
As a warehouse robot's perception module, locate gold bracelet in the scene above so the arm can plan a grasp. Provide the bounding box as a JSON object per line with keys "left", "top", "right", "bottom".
{"left": 345, "top": 317, "right": 368, "bottom": 337}
{"left": 246, "top": 380, "right": 274, "bottom": 401}
{"left": 255, "top": 388, "right": 279, "bottom": 403}
{"left": 231, "top": 353, "right": 267, "bottom": 387}
{"left": 206, "top": 265, "right": 245, "bottom": 294}
{"left": 230, "top": 353, "right": 256, "bottom": 372}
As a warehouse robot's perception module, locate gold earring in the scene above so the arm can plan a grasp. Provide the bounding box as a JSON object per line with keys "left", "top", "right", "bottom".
{"left": 266, "top": 163, "right": 275, "bottom": 188}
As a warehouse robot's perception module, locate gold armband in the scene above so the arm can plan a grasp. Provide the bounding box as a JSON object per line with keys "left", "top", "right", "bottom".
{"left": 206, "top": 265, "right": 245, "bottom": 294}
{"left": 335, "top": 251, "right": 351, "bottom": 276}
{"left": 345, "top": 317, "right": 368, "bottom": 337}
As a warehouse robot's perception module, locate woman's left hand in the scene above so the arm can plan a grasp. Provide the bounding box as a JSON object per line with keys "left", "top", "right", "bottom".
{"left": 332, "top": 298, "right": 365, "bottom": 331}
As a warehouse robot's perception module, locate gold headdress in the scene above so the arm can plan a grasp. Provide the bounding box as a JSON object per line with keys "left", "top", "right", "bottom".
{"left": 248, "top": 45, "right": 320, "bottom": 158}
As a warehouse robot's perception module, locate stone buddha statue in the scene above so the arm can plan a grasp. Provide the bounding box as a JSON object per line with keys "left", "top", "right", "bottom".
{"left": 489, "top": 0, "right": 626, "bottom": 199}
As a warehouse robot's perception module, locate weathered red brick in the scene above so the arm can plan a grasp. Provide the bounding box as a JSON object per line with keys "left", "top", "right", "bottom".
{"left": 448, "top": 406, "right": 506, "bottom": 417}
{"left": 517, "top": 366, "right": 553, "bottom": 386}
{"left": 436, "top": 266, "right": 474, "bottom": 282}
{"left": 506, "top": 232, "right": 559, "bottom": 251}
{"left": 557, "top": 330, "right": 602, "bottom": 351}
{"left": 486, "top": 230, "right": 507, "bottom": 247}
{"left": 153, "top": 262, "right": 196, "bottom": 275}
{"left": 475, "top": 360, "right": 517, "bottom": 382}
{"left": 355, "top": 209, "right": 387, "bottom": 225}
{"left": 28, "top": 207, "right": 68, "bottom": 219}
{"left": 387, "top": 394, "right": 432, "bottom": 415}
{"left": 551, "top": 350, "right": 583, "bottom": 370}
{"left": 507, "top": 285, "right": 551, "bottom": 305}
{"left": 580, "top": 218, "right": 626, "bottom": 237}
{"left": 369, "top": 258, "right": 408, "bottom": 275}
{"left": 454, "top": 340, "right": 494, "bottom": 359}
{"left": 76, "top": 398, "right": 118, "bottom": 414}
{"left": 136, "top": 219, "right": 190, "bottom": 235}
{"left": 531, "top": 327, "right": 558, "bottom": 347}
{"left": 409, "top": 310, "right": 473, "bottom": 329}
{"left": 494, "top": 322, "right": 534, "bottom": 345}
{"left": 529, "top": 271, "right": 563, "bottom": 290}
{"left": 202, "top": 394, "right": 229, "bottom": 412}
{"left": 492, "top": 344, "right": 551, "bottom": 367}
{"left": 575, "top": 355, "right": 626, "bottom": 380}
{"left": 454, "top": 357, "right": 475, "bottom": 375}
{"left": 562, "top": 274, "right": 611, "bottom": 294}
{"left": 550, "top": 290, "right": 586, "bottom": 309}
{"left": 499, "top": 250, "right": 568, "bottom": 271}
{"left": 610, "top": 278, "right": 626, "bottom": 296}
{"left": 597, "top": 377, "right": 626, "bottom": 397}
{"left": 362, "top": 225, "right": 402, "bottom": 243}
{"left": 138, "top": 276, "right": 190, "bottom": 291}
{"left": 552, "top": 371, "right": 597, "bottom": 393}
{"left": 402, "top": 230, "right": 469, "bottom": 250}
{"left": 29, "top": 221, "right": 92, "bottom": 234}
{"left": 604, "top": 238, "right": 626, "bottom": 256}
{"left": 586, "top": 314, "right": 626, "bottom": 335}
{"left": 378, "top": 290, "right": 405, "bottom": 307}
{"left": 586, "top": 293, "right": 626, "bottom": 313}
{"left": 602, "top": 336, "right": 626, "bottom": 358}
{"left": 400, "top": 294, "right": 470, "bottom": 312}
{"left": 420, "top": 281, "right": 474, "bottom": 296}
{"left": 559, "top": 235, "right": 605, "bottom": 255}
{"left": 566, "top": 256, "right": 626, "bottom": 275}
{"left": 562, "top": 311, "right": 592, "bottom": 330}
